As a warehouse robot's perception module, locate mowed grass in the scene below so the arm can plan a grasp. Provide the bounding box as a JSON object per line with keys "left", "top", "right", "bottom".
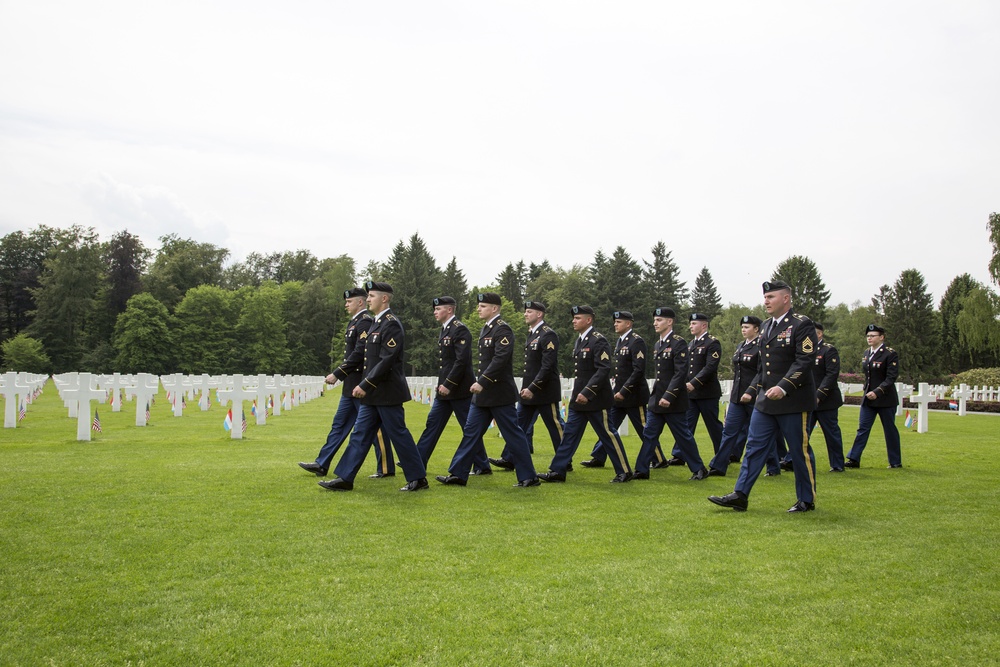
{"left": 1, "top": 384, "right": 997, "bottom": 666}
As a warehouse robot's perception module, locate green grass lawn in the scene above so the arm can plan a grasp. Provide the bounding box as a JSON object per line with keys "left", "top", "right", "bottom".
{"left": 2, "top": 385, "right": 998, "bottom": 666}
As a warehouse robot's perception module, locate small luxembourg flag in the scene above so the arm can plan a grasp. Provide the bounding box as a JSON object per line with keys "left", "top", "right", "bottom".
{"left": 904, "top": 411, "right": 914, "bottom": 429}
{"left": 948, "top": 400, "right": 958, "bottom": 410}
{"left": 251, "top": 399, "right": 257, "bottom": 416}
{"left": 223, "top": 408, "right": 233, "bottom": 431}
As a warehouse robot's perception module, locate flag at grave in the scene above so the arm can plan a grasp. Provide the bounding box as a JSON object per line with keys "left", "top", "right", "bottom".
{"left": 904, "top": 411, "right": 914, "bottom": 429}
{"left": 251, "top": 400, "right": 257, "bottom": 417}
{"left": 92, "top": 410, "right": 102, "bottom": 433}
{"left": 223, "top": 409, "right": 233, "bottom": 431}
{"left": 948, "top": 400, "right": 958, "bottom": 410}
{"left": 19, "top": 399, "right": 26, "bottom": 421}
{"left": 241, "top": 410, "right": 248, "bottom": 433}
{"left": 145, "top": 402, "right": 151, "bottom": 423}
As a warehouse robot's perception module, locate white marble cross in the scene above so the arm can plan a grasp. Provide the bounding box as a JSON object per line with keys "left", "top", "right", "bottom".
{"left": 54, "top": 372, "right": 81, "bottom": 418}
{"left": 894, "top": 383, "right": 911, "bottom": 417}
{"left": 953, "top": 383, "right": 974, "bottom": 417}
{"left": 909, "top": 382, "right": 934, "bottom": 434}
{"left": 60, "top": 373, "right": 108, "bottom": 441}
{"left": 250, "top": 374, "right": 273, "bottom": 426}
{"left": 217, "top": 375, "right": 254, "bottom": 440}
{"left": 99, "top": 373, "right": 134, "bottom": 413}
{"left": 160, "top": 373, "right": 188, "bottom": 417}
{"left": 1, "top": 371, "right": 28, "bottom": 428}
{"left": 126, "top": 373, "right": 160, "bottom": 427}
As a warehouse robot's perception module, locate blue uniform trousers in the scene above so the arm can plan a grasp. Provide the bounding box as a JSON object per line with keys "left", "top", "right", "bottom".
{"left": 679, "top": 397, "right": 724, "bottom": 455}
{"left": 847, "top": 403, "right": 901, "bottom": 466}
{"left": 736, "top": 410, "right": 817, "bottom": 504}
{"left": 767, "top": 430, "right": 788, "bottom": 473}
{"left": 637, "top": 411, "right": 704, "bottom": 474}
{"left": 449, "top": 403, "right": 536, "bottom": 482}
{"left": 586, "top": 405, "right": 664, "bottom": 465}
{"left": 315, "top": 393, "right": 393, "bottom": 476}
{"left": 708, "top": 401, "right": 753, "bottom": 473}
{"left": 507, "top": 402, "right": 564, "bottom": 459}
{"left": 809, "top": 409, "right": 845, "bottom": 469}
{"left": 416, "top": 397, "right": 490, "bottom": 471}
{"left": 333, "top": 404, "right": 425, "bottom": 483}
{"left": 549, "top": 409, "right": 631, "bottom": 475}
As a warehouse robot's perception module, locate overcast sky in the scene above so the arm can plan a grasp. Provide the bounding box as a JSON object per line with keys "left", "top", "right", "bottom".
{"left": 1, "top": 1, "right": 997, "bottom": 309}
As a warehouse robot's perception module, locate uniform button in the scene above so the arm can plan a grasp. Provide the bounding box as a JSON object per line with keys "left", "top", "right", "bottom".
{"left": 766, "top": 371, "right": 771, "bottom": 375}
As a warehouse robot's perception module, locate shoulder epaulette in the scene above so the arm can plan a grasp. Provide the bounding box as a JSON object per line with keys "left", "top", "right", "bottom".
{"left": 593, "top": 332, "right": 605, "bottom": 339}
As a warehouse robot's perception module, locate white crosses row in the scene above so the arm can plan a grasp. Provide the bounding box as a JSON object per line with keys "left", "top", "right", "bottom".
{"left": 1, "top": 372, "right": 47, "bottom": 428}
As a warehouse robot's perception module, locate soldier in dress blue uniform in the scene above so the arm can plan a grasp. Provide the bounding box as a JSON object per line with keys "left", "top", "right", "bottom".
{"left": 707, "top": 315, "right": 762, "bottom": 476}
{"left": 320, "top": 282, "right": 429, "bottom": 492}
{"left": 491, "top": 301, "right": 564, "bottom": 470}
{"left": 539, "top": 305, "right": 634, "bottom": 483}
{"left": 581, "top": 310, "right": 660, "bottom": 468}
{"left": 298, "top": 287, "right": 393, "bottom": 478}
{"left": 709, "top": 281, "right": 820, "bottom": 512}
{"left": 683, "top": 313, "right": 724, "bottom": 456}
{"left": 437, "top": 293, "right": 540, "bottom": 487}
{"left": 414, "top": 297, "right": 491, "bottom": 473}
{"left": 633, "top": 308, "right": 708, "bottom": 480}
{"left": 846, "top": 324, "right": 902, "bottom": 468}
{"left": 810, "top": 323, "right": 845, "bottom": 472}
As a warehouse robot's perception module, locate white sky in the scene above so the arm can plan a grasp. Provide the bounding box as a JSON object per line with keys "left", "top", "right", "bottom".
{"left": 1, "top": 1, "right": 997, "bottom": 308}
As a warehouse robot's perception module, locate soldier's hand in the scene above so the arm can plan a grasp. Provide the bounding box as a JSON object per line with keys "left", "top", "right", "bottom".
{"left": 740, "top": 393, "right": 753, "bottom": 404}
{"left": 685, "top": 382, "right": 695, "bottom": 392}
{"left": 765, "top": 387, "right": 784, "bottom": 400}
{"left": 659, "top": 398, "right": 671, "bottom": 408}
{"left": 520, "top": 388, "right": 534, "bottom": 400}
{"left": 866, "top": 391, "right": 877, "bottom": 400}
{"left": 470, "top": 382, "right": 484, "bottom": 394}
{"left": 575, "top": 394, "right": 589, "bottom": 405}
{"left": 352, "top": 386, "right": 366, "bottom": 399}
{"left": 438, "top": 384, "right": 450, "bottom": 397}
{"left": 325, "top": 374, "right": 337, "bottom": 385}
{"left": 614, "top": 392, "right": 624, "bottom": 401}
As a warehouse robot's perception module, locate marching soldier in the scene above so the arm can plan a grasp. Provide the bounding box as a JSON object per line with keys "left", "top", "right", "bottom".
{"left": 845, "top": 324, "right": 902, "bottom": 469}
{"left": 683, "top": 312, "right": 724, "bottom": 455}
{"left": 810, "top": 323, "right": 845, "bottom": 472}
{"left": 707, "top": 315, "right": 762, "bottom": 476}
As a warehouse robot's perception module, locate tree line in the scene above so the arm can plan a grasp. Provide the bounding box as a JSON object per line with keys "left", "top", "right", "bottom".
{"left": 2, "top": 218, "right": 1000, "bottom": 384}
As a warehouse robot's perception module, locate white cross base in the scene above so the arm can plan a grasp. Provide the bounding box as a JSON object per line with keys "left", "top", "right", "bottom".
{"left": 217, "top": 375, "right": 254, "bottom": 440}
{"left": 909, "top": 382, "right": 934, "bottom": 434}
{"left": 61, "top": 373, "right": 108, "bottom": 441}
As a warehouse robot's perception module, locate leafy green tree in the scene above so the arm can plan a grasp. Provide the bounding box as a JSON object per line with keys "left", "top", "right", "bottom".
{"left": 690, "top": 266, "right": 723, "bottom": 321}
{"left": 145, "top": 234, "right": 229, "bottom": 309}
{"left": 113, "top": 293, "right": 174, "bottom": 374}
{"left": 281, "top": 279, "right": 338, "bottom": 374}
{"left": 711, "top": 303, "right": 767, "bottom": 380}
{"left": 27, "top": 226, "right": 103, "bottom": 371}
{"left": 319, "top": 255, "right": 358, "bottom": 293}
{"left": 879, "top": 269, "right": 941, "bottom": 383}
{"left": 988, "top": 211, "right": 1000, "bottom": 285}
{"left": 939, "top": 274, "right": 983, "bottom": 372}
{"left": 772, "top": 255, "right": 830, "bottom": 322}
{"left": 274, "top": 250, "right": 319, "bottom": 284}
{"left": 235, "top": 281, "right": 290, "bottom": 374}
{"left": 1, "top": 333, "right": 50, "bottom": 372}
{"left": 956, "top": 287, "right": 1000, "bottom": 366}
{"left": 172, "top": 285, "right": 238, "bottom": 374}
{"left": 382, "top": 234, "right": 442, "bottom": 375}
{"left": 826, "top": 301, "right": 880, "bottom": 374}
{"left": 0, "top": 226, "right": 57, "bottom": 340}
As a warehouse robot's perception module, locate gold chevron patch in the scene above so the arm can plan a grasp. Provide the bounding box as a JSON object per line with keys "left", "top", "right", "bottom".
{"left": 636, "top": 351, "right": 644, "bottom": 359}
{"left": 359, "top": 331, "right": 368, "bottom": 339}
{"left": 546, "top": 342, "right": 555, "bottom": 349}
{"left": 802, "top": 338, "right": 814, "bottom": 353}
{"left": 601, "top": 351, "right": 609, "bottom": 360}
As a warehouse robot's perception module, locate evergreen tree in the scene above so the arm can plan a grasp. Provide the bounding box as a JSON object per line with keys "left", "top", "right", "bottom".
{"left": 690, "top": 266, "right": 723, "bottom": 321}
{"left": 382, "top": 234, "right": 442, "bottom": 375}
{"left": 113, "top": 293, "right": 174, "bottom": 374}
{"left": 235, "top": 281, "right": 290, "bottom": 374}
{"left": 495, "top": 261, "right": 528, "bottom": 305}
{"left": 172, "top": 285, "right": 238, "bottom": 374}
{"left": 771, "top": 255, "right": 830, "bottom": 322}
{"left": 146, "top": 234, "right": 229, "bottom": 309}
{"left": 0, "top": 226, "right": 57, "bottom": 340}
{"left": 641, "top": 241, "right": 687, "bottom": 329}
{"left": 880, "top": 269, "right": 941, "bottom": 383}
{"left": 528, "top": 260, "right": 553, "bottom": 283}
{"left": 939, "top": 273, "right": 982, "bottom": 372}
{"left": 441, "top": 256, "right": 469, "bottom": 317}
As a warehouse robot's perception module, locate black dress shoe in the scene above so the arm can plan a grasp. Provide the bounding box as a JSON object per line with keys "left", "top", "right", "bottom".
{"left": 435, "top": 475, "right": 467, "bottom": 486}
{"left": 581, "top": 458, "right": 605, "bottom": 468}
{"left": 779, "top": 460, "right": 794, "bottom": 471}
{"left": 787, "top": 500, "right": 815, "bottom": 513}
{"left": 764, "top": 470, "right": 780, "bottom": 477}
{"left": 707, "top": 468, "right": 726, "bottom": 477}
{"left": 514, "top": 477, "right": 541, "bottom": 487}
{"left": 488, "top": 457, "right": 515, "bottom": 470}
{"left": 830, "top": 467, "right": 844, "bottom": 472}
{"left": 399, "top": 478, "right": 430, "bottom": 492}
{"left": 729, "top": 455, "right": 742, "bottom": 463}
{"left": 888, "top": 464, "right": 903, "bottom": 469}
{"left": 632, "top": 471, "right": 650, "bottom": 480}
{"left": 318, "top": 477, "right": 353, "bottom": 491}
{"left": 566, "top": 462, "right": 574, "bottom": 472}
{"left": 689, "top": 468, "right": 709, "bottom": 481}
{"left": 649, "top": 459, "right": 669, "bottom": 469}
{"left": 299, "top": 462, "right": 328, "bottom": 476}
{"left": 538, "top": 472, "right": 566, "bottom": 483}
{"left": 844, "top": 458, "right": 860, "bottom": 468}
{"left": 708, "top": 492, "right": 748, "bottom": 511}
{"left": 665, "top": 456, "right": 684, "bottom": 467}
{"left": 471, "top": 468, "right": 493, "bottom": 476}
{"left": 610, "top": 472, "right": 632, "bottom": 483}
{"left": 368, "top": 472, "right": 396, "bottom": 478}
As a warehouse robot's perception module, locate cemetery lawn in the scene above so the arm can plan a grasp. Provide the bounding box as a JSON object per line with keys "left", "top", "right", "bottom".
{"left": 1, "top": 385, "right": 998, "bottom": 666}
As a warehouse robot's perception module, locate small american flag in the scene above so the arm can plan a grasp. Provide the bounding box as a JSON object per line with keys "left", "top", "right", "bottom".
{"left": 92, "top": 410, "right": 102, "bottom": 433}
{"left": 241, "top": 410, "right": 248, "bottom": 433}
{"left": 145, "top": 402, "right": 151, "bottom": 422}
{"left": 18, "top": 400, "right": 27, "bottom": 421}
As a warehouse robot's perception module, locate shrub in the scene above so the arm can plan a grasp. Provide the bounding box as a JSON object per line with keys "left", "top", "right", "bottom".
{"left": 949, "top": 368, "right": 1000, "bottom": 389}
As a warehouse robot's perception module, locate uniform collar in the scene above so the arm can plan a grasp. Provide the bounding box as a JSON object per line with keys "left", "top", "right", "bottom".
{"left": 373, "top": 308, "right": 390, "bottom": 321}
{"left": 442, "top": 315, "right": 456, "bottom": 330}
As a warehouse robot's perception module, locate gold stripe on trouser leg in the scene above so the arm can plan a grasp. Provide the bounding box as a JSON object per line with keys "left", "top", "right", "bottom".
{"left": 549, "top": 403, "right": 564, "bottom": 439}
{"left": 801, "top": 412, "right": 816, "bottom": 497}
{"left": 603, "top": 412, "right": 632, "bottom": 473}
{"left": 376, "top": 429, "right": 388, "bottom": 475}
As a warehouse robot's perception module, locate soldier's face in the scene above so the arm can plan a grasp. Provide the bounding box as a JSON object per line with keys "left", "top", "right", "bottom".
{"left": 867, "top": 332, "right": 884, "bottom": 347}
{"left": 433, "top": 305, "right": 453, "bottom": 323}
{"left": 763, "top": 290, "right": 790, "bottom": 314}
{"left": 741, "top": 323, "right": 758, "bottom": 340}
{"left": 572, "top": 314, "right": 592, "bottom": 332}
{"left": 816, "top": 329, "right": 825, "bottom": 341}
{"left": 477, "top": 302, "right": 499, "bottom": 320}
{"left": 689, "top": 320, "right": 708, "bottom": 337}
{"left": 524, "top": 308, "right": 543, "bottom": 327}
{"left": 613, "top": 318, "right": 631, "bottom": 335}
{"left": 653, "top": 316, "right": 672, "bottom": 335}
{"left": 367, "top": 290, "right": 388, "bottom": 312}
{"left": 345, "top": 297, "right": 364, "bottom": 316}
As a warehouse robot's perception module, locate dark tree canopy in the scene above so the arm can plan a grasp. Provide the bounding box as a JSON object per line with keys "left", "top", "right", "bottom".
{"left": 771, "top": 255, "right": 831, "bottom": 323}
{"left": 690, "top": 266, "right": 723, "bottom": 322}
{"left": 877, "top": 269, "right": 941, "bottom": 384}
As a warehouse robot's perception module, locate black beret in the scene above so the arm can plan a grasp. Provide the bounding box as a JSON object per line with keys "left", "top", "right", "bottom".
{"left": 433, "top": 296, "right": 456, "bottom": 307}
{"left": 689, "top": 312, "right": 709, "bottom": 322}
{"left": 524, "top": 300, "right": 546, "bottom": 312}
{"left": 866, "top": 323, "right": 886, "bottom": 334}
{"left": 571, "top": 305, "right": 595, "bottom": 316}
{"left": 344, "top": 287, "right": 366, "bottom": 299}
{"left": 364, "top": 281, "right": 393, "bottom": 294}
{"left": 741, "top": 315, "right": 762, "bottom": 327}
{"left": 477, "top": 292, "right": 502, "bottom": 305}
{"left": 814, "top": 322, "right": 825, "bottom": 332}
{"left": 613, "top": 310, "right": 634, "bottom": 321}
{"left": 762, "top": 280, "right": 791, "bottom": 293}
{"left": 654, "top": 307, "right": 675, "bottom": 318}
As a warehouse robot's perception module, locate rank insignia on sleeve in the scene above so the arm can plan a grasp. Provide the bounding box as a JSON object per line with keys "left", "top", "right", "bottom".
{"left": 802, "top": 338, "right": 814, "bottom": 353}
{"left": 386, "top": 338, "right": 397, "bottom": 348}
{"left": 601, "top": 351, "right": 609, "bottom": 360}
{"left": 500, "top": 337, "right": 509, "bottom": 345}
{"left": 546, "top": 342, "right": 555, "bottom": 349}
{"left": 636, "top": 352, "right": 644, "bottom": 359}
{"left": 458, "top": 340, "right": 466, "bottom": 345}
{"left": 359, "top": 331, "right": 368, "bottom": 339}
{"left": 712, "top": 352, "right": 719, "bottom": 358}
